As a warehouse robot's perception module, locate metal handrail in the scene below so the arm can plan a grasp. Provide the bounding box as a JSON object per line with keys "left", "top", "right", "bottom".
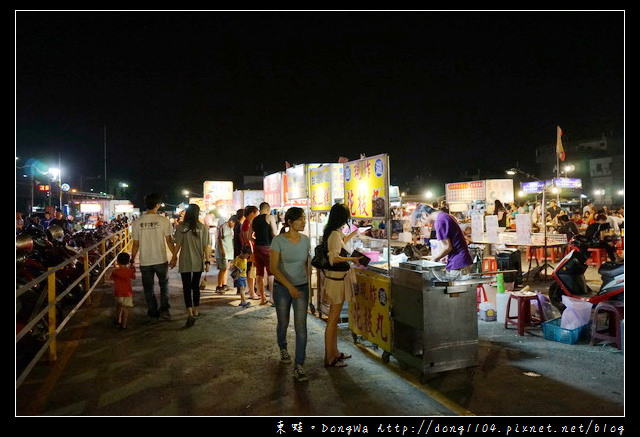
{"left": 16, "top": 227, "right": 132, "bottom": 388}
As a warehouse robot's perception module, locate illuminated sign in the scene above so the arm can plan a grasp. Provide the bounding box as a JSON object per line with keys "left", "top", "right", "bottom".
{"left": 38, "top": 184, "right": 51, "bottom": 191}
{"left": 203, "top": 181, "right": 234, "bottom": 213}
{"left": 343, "top": 154, "right": 389, "bottom": 219}
{"left": 80, "top": 203, "right": 102, "bottom": 213}
{"left": 263, "top": 172, "right": 283, "bottom": 208}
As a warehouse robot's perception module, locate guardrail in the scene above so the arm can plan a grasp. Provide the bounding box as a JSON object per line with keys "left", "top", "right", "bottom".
{"left": 16, "top": 227, "right": 132, "bottom": 388}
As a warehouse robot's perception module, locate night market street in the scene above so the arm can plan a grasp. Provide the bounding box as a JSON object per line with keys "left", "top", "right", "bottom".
{"left": 16, "top": 251, "right": 623, "bottom": 418}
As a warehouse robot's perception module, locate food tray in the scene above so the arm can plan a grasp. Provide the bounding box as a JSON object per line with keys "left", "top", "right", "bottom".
{"left": 542, "top": 318, "right": 590, "bottom": 344}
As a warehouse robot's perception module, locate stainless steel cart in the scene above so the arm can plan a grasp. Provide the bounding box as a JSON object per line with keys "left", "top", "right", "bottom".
{"left": 391, "top": 260, "right": 490, "bottom": 382}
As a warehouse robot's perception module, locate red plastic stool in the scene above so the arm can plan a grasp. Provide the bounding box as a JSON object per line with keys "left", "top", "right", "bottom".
{"left": 504, "top": 291, "right": 546, "bottom": 336}
{"left": 476, "top": 284, "right": 488, "bottom": 312}
{"left": 482, "top": 256, "right": 497, "bottom": 273}
{"left": 586, "top": 248, "right": 606, "bottom": 268}
{"left": 591, "top": 301, "right": 624, "bottom": 349}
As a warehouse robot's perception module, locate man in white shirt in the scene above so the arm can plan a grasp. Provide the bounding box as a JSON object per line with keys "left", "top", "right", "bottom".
{"left": 131, "top": 193, "right": 175, "bottom": 320}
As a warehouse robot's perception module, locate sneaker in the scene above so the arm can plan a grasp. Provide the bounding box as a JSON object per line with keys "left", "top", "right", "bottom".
{"left": 280, "top": 349, "right": 292, "bottom": 364}
{"left": 293, "top": 364, "right": 308, "bottom": 382}
{"left": 185, "top": 315, "right": 196, "bottom": 327}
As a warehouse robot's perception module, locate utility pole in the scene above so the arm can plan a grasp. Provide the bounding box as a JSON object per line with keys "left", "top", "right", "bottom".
{"left": 104, "top": 124, "right": 108, "bottom": 194}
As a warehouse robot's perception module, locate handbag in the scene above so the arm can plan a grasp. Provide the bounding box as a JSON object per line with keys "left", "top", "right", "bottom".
{"left": 230, "top": 265, "right": 241, "bottom": 280}
{"left": 311, "top": 241, "right": 350, "bottom": 271}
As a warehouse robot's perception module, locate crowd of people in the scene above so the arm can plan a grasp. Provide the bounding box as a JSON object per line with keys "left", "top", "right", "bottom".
{"left": 116, "top": 193, "right": 365, "bottom": 383}
{"left": 18, "top": 192, "right": 624, "bottom": 383}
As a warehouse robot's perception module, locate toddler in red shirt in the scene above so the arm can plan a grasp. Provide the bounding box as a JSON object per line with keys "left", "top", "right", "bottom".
{"left": 110, "top": 252, "right": 136, "bottom": 328}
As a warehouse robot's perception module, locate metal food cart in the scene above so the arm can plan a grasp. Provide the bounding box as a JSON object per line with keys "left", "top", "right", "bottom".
{"left": 390, "top": 260, "right": 491, "bottom": 382}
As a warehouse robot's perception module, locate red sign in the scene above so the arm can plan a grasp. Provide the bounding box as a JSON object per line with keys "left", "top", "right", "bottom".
{"left": 38, "top": 184, "right": 50, "bottom": 191}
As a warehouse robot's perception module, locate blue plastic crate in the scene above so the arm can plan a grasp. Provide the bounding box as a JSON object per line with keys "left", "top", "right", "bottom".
{"left": 542, "top": 318, "right": 591, "bottom": 345}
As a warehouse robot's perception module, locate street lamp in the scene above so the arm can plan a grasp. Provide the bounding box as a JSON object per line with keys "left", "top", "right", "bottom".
{"left": 182, "top": 189, "right": 203, "bottom": 198}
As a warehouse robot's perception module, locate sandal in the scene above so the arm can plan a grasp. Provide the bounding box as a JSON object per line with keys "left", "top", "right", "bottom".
{"left": 324, "top": 357, "right": 348, "bottom": 368}
{"left": 338, "top": 352, "right": 352, "bottom": 360}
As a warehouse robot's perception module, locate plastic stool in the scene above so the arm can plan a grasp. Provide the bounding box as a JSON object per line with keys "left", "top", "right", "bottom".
{"left": 586, "top": 248, "right": 606, "bottom": 268}
{"left": 591, "top": 301, "right": 624, "bottom": 349}
{"left": 482, "top": 256, "right": 497, "bottom": 273}
{"left": 476, "top": 284, "right": 488, "bottom": 312}
{"left": 504, "top": 291, "right": 546, "bottom": 336}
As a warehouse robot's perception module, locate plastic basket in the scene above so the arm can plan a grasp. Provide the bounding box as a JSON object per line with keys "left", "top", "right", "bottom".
{"left": 542, "top": 318, "right": 591, "bottom": 345}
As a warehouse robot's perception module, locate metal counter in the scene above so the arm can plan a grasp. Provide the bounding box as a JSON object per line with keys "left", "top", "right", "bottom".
{"left": 390, "top": 260, "right": 490, "bottom": 382}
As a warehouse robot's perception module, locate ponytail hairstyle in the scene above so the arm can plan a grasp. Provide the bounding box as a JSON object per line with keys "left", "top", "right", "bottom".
{"left": 322, "top": 203, "right": 351, "bottom": 243}
{"left": 182, "top": 204, "right": 200, "bottom": 236}
{"left": 280, "top": 207, "right": 305, "bottom": 234}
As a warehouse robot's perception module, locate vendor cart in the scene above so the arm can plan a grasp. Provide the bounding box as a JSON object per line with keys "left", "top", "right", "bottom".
{"left": 348, "top": 264, "right": 393, "bottom": 360}
{"left": 390, "top": 260, "right": 491, "bottom": 382}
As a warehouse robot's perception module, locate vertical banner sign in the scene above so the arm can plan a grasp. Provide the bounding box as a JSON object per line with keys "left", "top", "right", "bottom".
{"left": 310, "top": 165, "right": 332, "bottom": 211}
{"left": 286, "top": 164, "right": 308, "bottom": 200}
{"left": 343, "top": 154, "right": 389, "bottom": 219}
{"left": 263, "top": 172, "right": 283, "bottom": 208}
{"left": 349, "top": 270, "right": 392, "bottom": 352}
{"left": 331, "top": 164, "right": 344, "bottom": 200}
{"left": 203, "top": 181, "right": 234, "bottom": 213}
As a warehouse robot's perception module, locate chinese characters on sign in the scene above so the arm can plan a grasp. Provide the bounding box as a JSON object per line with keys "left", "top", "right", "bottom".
{"left": 343, "top": 154, "right": 388, "bottom": 219}
{"left": 349, "top": 269, "right": 392, "bottom": 352}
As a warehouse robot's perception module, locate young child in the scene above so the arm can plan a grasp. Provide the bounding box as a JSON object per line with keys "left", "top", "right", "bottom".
{"left": 232, "top": 247, "right": 252, "bottom": 308}
{"left": 110, "top": 252, "right": 136, "bottom": 328}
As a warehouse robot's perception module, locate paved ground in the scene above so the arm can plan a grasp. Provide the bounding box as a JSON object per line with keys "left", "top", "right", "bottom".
{"left": 15, "top": 252, "right": 624, "bottom": 420}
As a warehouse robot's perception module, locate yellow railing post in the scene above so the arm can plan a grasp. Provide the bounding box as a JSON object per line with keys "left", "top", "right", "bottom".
{"left": 47, "top": 267, "right": 57, "bottom": 362}
{"left": 84, "top": 251, "right": 93, "bottom": 305}
{"left": 101, "top": 241, "right": 107, "bottom": 283}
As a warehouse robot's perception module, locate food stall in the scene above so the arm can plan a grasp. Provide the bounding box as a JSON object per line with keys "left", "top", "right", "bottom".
{"left": 343, "top": 154, "right": 394, "bottom": 358}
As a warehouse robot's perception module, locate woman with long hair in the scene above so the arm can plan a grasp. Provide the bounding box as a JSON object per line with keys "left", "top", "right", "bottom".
{"left": 269, "top": 207, "right": 311, "bottom": 381}
{"left": 170, "top": 204, "right": 212, "bottom": 327}
{"left": 321, "top": 203, "right": 362, "bottom": 368}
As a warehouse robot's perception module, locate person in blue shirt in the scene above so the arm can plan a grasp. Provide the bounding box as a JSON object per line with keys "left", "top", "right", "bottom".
{"left": 269, "top": 207, "right": 311, "bottom": 382}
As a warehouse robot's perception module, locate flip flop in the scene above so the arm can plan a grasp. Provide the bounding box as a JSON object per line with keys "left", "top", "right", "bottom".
{"left": 338, "top": 352, "right": 352, "bottom": 360}
{"left": 324, "top": 357, "right": 348, "bottom": 368}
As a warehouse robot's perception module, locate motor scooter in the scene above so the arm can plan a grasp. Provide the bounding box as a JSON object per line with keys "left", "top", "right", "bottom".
{"left": 549, "top": 235, "right": 624, "bottom": 311}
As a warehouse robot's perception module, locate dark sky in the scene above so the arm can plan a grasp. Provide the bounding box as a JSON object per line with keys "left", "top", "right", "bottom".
{"left": 16, "top": 11, "right": 624, "bottom": 206}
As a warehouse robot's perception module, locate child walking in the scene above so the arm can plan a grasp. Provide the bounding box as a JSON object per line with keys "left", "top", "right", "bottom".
{"left": 110, "top": 252, "right": 136, "bottom": 329}
{"left": 232, "top": 247, "right": 252, "bottom": 308}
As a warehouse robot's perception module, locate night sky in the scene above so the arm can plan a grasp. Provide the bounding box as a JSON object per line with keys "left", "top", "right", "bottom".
{"left": 16, "top": 11, "right": 624, "bottom": 207}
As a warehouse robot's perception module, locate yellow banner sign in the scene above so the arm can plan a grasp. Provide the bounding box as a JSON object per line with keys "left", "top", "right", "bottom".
{"left": 309, "top": 165, "right": 332, "bottom": 211}
{"left": 349, "top": 269, "right": 392, "bottom": 352}
{"left": 343, "top": 154, "right": 388, "bottom": 219}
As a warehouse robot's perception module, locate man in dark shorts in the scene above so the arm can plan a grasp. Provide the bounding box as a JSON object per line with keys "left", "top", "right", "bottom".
{"left": 252, "top": 202, "right": 279, "bottom": 305}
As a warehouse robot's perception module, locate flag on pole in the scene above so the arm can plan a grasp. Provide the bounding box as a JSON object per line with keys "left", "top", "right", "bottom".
{"left": 556, "top": 125, "right": 566, "bottom": 161}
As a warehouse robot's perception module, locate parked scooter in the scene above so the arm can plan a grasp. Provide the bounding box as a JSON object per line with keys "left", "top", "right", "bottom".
{"left": 549, "top": 235, "right": 624, "bottom": 311}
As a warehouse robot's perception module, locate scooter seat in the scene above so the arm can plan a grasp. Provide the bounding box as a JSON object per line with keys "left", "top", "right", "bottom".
{"left": 598, "top": 261, "right": 624, "bottom": 277}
